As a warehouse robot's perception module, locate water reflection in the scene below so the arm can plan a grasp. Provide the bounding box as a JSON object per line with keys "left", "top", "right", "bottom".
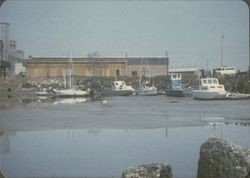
{"left": 0, "top": 95, "right": 90, "bottom": 109}
{"left": 0, "top": 125, "right": 250, "bottom": 178}
{"left": 0, "top": 96, "right": 250, "bottom": 177}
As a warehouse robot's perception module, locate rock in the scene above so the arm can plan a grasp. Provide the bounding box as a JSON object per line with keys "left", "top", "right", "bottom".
{"left": 197, "top": 137, "right": 250, "bottom": 178}
{"left": 246, "top": 171, "right": 250, "bottom": 178}
{"left": 121, "top": 162, "right": 172, "bottom": 178}
{"left": 0, "top": 171, "right": 4, "bottom": 178}
{"left": 21, "top": 82, "right": 33, "bottom": 89}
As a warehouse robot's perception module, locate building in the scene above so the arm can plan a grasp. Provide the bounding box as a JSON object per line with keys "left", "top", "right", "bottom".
{"left": 0, "top": 22, "right": 25, "bottom": 76}
{"left": 14, "top": 62, "right": 26, "bottom": 76}
{"left": 0, "top": 22, "right": 9, "bottom": 62}
{"left": 127, "top": 57, "right": 169, "bottom": 77}
{"left": 26, "top": 57, "right": 169, "bottom": 78}
{"left": 169, "top": 67, "right": 201, "bottom": 76}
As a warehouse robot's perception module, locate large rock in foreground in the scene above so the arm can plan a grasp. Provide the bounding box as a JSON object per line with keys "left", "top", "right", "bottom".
{"left": 121, "top": 162, "right": 172, "bottom": 178}
{"left": 0, "top": 171, "right": 4, "bottom": 178}
{"left": 197, "top": 137, "right": 250, "bottom": 178}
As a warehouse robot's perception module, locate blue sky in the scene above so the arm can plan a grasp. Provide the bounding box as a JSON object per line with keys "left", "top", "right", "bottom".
{"left": 0, "top": 0, "right": 249, "bottom": 71}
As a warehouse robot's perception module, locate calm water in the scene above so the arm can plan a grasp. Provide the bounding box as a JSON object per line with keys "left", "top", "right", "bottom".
{"left": 0, "top": 96, "right": 250, "bottom": 177}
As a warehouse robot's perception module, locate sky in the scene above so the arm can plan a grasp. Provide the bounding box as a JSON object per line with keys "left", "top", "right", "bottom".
{"left": 0, "top": 0, "right": 249, "bottom": 71}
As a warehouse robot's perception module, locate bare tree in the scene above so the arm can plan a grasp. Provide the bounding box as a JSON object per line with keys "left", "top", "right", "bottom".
{"left": 87, "top": 51, "right": 101, "bottom": 58}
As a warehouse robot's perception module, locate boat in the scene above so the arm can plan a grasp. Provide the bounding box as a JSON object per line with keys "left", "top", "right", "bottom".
{"left": 136, "top": 80, "right": 157, "bottom": 96}
{"left": 166, "top": 73, "right": 192, "bottom": 97}
{"left": 53, "top": 88, "right": 89, "bottom": 97}
{"left": 102, "top": 80, "right": 135, "bottom": 96}
{"left": 135, "top": 58, "right": 157, "bottom": 96}
{"left": 53, "top": 53, "right": 89, "bottom": 98}
{"left": 192, "top": 78, "right": 227, "bottom": 100}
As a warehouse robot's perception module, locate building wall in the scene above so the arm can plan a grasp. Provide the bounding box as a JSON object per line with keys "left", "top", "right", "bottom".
{"left": 14, "top": 63, "right": 26, "bottom": 75}
{"left": 26, "top": 61, "right": 126, "bottom": 78}
{"left": 26, "top": 57, "right": 168, "bottom": 78}
{"left": 127, "top": 64, "right": 168, "bottom": 77}
{"left": 27, "top": 63, "right": 65, "bottom": 77}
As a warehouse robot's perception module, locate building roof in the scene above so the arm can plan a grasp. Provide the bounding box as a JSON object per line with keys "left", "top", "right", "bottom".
{"left": 0, "top": 22, "right": 9, "bottom": 26}
{"left": 169, "top": 67, "right": 199, "bottom": 73}
{"left": 27, "top": 57, "right": 169, "bottom": 65}
{"left": 127, "top": 57, "right": 168, "bottom": 65}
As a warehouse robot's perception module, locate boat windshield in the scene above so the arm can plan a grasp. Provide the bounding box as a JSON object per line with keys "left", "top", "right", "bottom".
{"left": 213, "top": 79, "right": 218, "bottom": 84}
{"left": 172, "top": 80, "right": 182, "bottom": 87}
{"left": 202, "top": 79, "right": 207, "bottom": 84}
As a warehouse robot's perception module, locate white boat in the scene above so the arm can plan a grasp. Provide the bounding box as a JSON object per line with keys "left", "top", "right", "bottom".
{"left": 166, "top": 73, "right": 192, "bottom": 97}
{"left": 136, "top": 80, "right": 157, "bottom": 96}
{"left": 102, "top": 80, "right": 135, "bottom": 96}
{"left": 192, "top": 78, "right": 227, "bottom": 100}
{"left": 53, "top": 53, "right": 89, "bottom": 97}
{"left": 53, "top": 88, "right": 89, "bottom": 97}
{"left": 135, "top": 58, "right": 157, "bottom": 96}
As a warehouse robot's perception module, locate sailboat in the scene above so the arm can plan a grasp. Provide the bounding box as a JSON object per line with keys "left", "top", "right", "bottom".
{"left": 136, "top": 58, "right": 157, "bottom": 96}
{"left": 53, "top": 54, "right": 89, "bottom": 97}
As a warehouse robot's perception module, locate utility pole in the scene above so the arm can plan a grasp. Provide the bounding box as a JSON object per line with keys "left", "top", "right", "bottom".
{"left": 0, "top": 40, "right": 3, "bottom": 77}
{"left": 243, "top": 0, "right": 250, "bottom": 82}
{"left": 220, "top": 33, "right": 224, "bottom": 67}
{"left": 166, "top": 51, "right": 169, "bottom": 77}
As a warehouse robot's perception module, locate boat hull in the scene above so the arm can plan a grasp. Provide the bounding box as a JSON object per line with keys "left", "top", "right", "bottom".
{"left": 136, "top": 88, "right": 157, "bottom": 96}
{"left": 166, "top": 89, "right": 185, "bottom": 97}
{"left": 192, "top": 90, "right": 227, "bottom": 100}
{"left": 102, "top": 89, "right": 134, "bottom": 96}
{"left": 166, "top": 87, "right": 193, "bottom": 97}
{"left": 53, "top": 89, "right": 89, "bottom": 98}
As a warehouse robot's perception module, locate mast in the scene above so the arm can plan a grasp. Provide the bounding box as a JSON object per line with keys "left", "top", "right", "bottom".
{"left": 68, "top": 52, "right": 72, "bottom": 88}
{"left": 220, "top": 33, "right": 224, "bottom": 67}
{"left": 125, "top": 52, "right": 127, "bottom": 76}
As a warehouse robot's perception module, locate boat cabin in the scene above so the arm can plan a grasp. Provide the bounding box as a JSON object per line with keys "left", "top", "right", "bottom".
{"left": 214, "top": 66, "right": 236, "bottom": 76}
{"left": 200, "top": 78, "right": 225, "bottom": 92}
{"left": 112, "top": 81, "right": 134, "bottom": 91}
{"left": 167, "top": 74, "right": 183, "bottom": 90}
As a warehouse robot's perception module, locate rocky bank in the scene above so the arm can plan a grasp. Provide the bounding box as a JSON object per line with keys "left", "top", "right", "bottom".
{"left": 197, "top": 137, "right": 250, "bottom": 178}
{"left": 121, "top": 162, "right": 172, "bottom": 178}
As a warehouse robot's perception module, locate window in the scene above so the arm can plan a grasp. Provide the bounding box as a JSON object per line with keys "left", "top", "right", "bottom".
{"left": 132, "top": 71, "right": 138, "bottom": 77}
{"left": 213, "top": 79, "right": 218, "bottom": 84}
{"left": 116, "top": 69, "right": 120, "bottom": 76}
{"left": 202, "top": 79, "right": 207, "bottom": 84}
{"left": 208, "top": 80, "right": 212, "bottom": 84}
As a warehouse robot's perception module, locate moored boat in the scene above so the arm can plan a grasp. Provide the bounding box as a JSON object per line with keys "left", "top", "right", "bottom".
{"left": 192, "top": 78, "right": 227, "bottom": 100}
{"left": 136, "top": 80, "right": 157, "bottom": 96}
{"left": 166, "top": 74, "right": 192, "bottom": 97}
{"left": 53, "top": 88, "right": 89, "bottom": 97}
{"left": 102, "top": 80, "right": 135, "bottom": 96}
{"left": 53, "top": 53, "right": 89, "bottom": 98}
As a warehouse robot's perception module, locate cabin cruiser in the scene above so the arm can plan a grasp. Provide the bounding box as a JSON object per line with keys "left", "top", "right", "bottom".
{"left": 102, "top": 80, "right": 135, "bottom": 96}
{"left": 136, "top": 80, "right": 157, "bottom": 96}
{"left": 192, "top": 78, "right": 227, "bottom": 100}
{"left": 166, "top": 74, "right": 192, "bottom": 97}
